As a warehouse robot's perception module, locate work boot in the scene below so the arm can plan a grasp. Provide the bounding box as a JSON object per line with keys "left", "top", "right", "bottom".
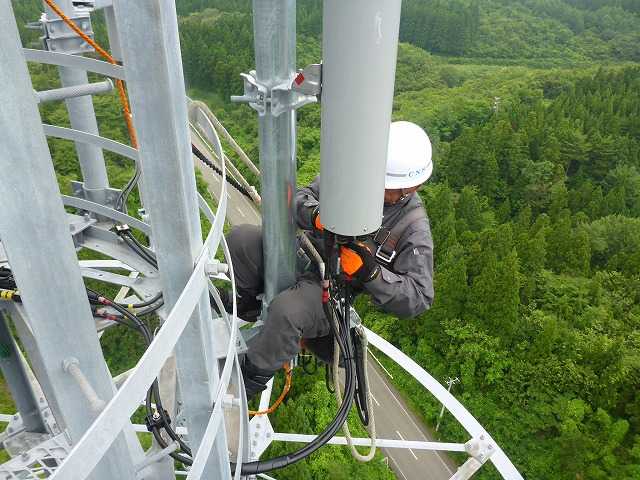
{"left": 241, "top": 356, "right": 275, "bottom": 399}
{"left": 216, "top": 288, "right": 261, "bottom": 322}
{"left": 302, "top": 334, "right": 348, "bottom": 368}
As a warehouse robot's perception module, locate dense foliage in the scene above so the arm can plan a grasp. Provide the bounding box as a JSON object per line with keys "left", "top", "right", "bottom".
{"left": 175, "top": 0, "right": 640, "bottom": 64}
{"left": 465, "top": 0, "right": 640, "bottom": 63}
{"left": 5, "top": 1, "right": 640, "bottom": 479}
{"left": 365, "top": 67, "right": 640, "bottom": 480}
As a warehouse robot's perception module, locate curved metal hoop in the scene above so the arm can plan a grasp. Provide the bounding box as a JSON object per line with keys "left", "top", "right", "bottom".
{"left": 23, "top": 49, "right": 126, "bottom": 79}
{"left": 43, "top": 124, "right": 138, "bottom": 161}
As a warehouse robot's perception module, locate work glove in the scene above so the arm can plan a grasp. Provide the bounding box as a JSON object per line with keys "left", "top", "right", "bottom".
{"left": 312, "top": 206, "right": 324, "bottom": 232}
{"left": 340, "top": 241, "right": 381, "bottom": 283}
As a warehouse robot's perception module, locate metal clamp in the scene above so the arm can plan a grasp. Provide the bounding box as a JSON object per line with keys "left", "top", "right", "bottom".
{"left": 450, "top": 435, "right": 496, "bottom": 479}
{"left": 41, "top": 11, "right": 95, "bottom": 55}
{"left": 231, "top": 69, "right": 318, "bottom": 117}
{"left": 230, "top": 71, "right": 268, "bottom": 115}
{"left": 70, "top": 180, "right": 120, "bottom": 211}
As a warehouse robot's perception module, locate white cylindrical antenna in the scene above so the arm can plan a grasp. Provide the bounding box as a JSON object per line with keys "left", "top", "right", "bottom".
{"left": 320, "top": 0, "right": 402, "bottom": 236}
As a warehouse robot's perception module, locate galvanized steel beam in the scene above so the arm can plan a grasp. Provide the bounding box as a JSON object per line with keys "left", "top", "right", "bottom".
{"left": 251, "top": 0, "right": 298, "bottom": 303}
{"left": 0, "top": 313, "right": 47, "bottom": 434}
{"left": 112, "top": 0, "right": 231, "bottom": 477}
{"left": 43, "top": 0, "right": 111, "bottom": 205}
{"left": 0, "top": 4, "right": 138, "bottom": 478}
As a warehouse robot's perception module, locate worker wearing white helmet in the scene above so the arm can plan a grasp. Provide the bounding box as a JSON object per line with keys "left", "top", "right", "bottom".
{"left": 225, "top": 121, "right": 435, "bottom": 398}
{"left": 385, "top": 120, "right": 434, "bottom": 190}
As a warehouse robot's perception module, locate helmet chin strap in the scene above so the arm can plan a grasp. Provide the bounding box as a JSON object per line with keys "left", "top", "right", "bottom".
{"left": 385, "top": 188, "right": 415, "bottom": 206}
{"left": 396, "top": 189, "right": 411, "bottom": 203}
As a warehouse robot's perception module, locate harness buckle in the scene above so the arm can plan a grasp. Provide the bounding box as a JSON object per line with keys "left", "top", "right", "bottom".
{"left": 375, "top": 245, "right": 396, "bottom": 264}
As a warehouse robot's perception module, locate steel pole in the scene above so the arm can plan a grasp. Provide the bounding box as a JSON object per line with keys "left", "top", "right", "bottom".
{"left": 0, "top": 4, "right": 137, "bottom": 478}
{"left": 113, "top": 1, "right": 232, "bottom": 476}
{"left": 43, "top": 0, "right": 110, "bottom": 205}
{"left": 252, "top": 0, "right": 298, "bottom": 303}
{"left": 0, "top": 312, "right": 46, "bottom": 434}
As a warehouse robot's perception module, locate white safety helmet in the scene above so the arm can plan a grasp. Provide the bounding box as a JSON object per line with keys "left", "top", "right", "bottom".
{"left": 385, "top": 121, "right": 433, "bottom": 189}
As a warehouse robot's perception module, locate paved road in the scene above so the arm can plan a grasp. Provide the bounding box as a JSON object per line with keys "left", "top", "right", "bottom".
{"left": 367, "top": 359, "right": 456, "bottom": 479}
{"left": 190, "top": 127, "right": 455, "bottom": 479}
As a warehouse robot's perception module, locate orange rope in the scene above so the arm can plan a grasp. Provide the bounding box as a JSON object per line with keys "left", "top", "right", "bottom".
{"left": 43, "top": 0, "right": 138, "bottom": 148}
{"left": 248, "top": 363, "right": 292, "bottom": 416}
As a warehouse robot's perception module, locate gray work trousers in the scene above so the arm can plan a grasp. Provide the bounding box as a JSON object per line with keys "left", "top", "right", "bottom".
{"left": 227, "top": 225, "right": 330, "bottom": 371}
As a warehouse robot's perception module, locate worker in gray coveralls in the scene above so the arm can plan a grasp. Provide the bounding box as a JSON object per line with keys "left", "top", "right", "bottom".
{"left": 224, "top": 121, "right": 435, "bottom": 398}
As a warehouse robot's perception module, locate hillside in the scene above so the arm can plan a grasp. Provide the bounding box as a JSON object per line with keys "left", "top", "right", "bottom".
{"left": 176, "top": 0, "right": 640, "bottom": 65}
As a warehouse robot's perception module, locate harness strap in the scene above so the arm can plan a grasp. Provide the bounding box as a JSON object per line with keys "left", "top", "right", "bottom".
{"left": 373, "top": 204, "right": 425, "bottom": 266}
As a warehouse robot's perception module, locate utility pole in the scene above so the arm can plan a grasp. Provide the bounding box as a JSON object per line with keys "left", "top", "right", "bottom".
{"left": 436, "top": 377, "right": 460, "bottom": 432}
{"left": 493, "top": 96, "right": 501, "bottom": 114}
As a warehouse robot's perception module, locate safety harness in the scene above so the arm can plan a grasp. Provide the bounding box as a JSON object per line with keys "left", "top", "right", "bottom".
{"left": 372, "top": 203, "right": 426, "bottom": 268}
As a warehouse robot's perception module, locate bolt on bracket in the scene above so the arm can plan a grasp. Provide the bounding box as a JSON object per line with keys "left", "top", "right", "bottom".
{"left": 41, "top": 11, "right": 95, "bottom": 55}
{"left": 449, "top": 435, "right": 496, "bottom": 480}
{"left": 464, "top": 434, "right": 495, "bottom": 464}
{"left": 63, "top": 357, "right": 106, "bottom": 413}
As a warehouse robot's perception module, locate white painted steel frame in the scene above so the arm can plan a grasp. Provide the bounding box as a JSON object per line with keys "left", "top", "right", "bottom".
{"left": 43, "top": 124, "right": 139, "bottom": 161}
{"left": 112, "top": 2, "right": 232, "bottom": 476}
{"left": 62, "top": 196, "right": 150, "bottom": 233}
{"left": 272, "top": 433, "right": 466, "bottom": 452}
{"left": 186, "top": 103, "right": 246, "bottom": 480}
{"left": 49, "top": 190, "right": 230, "bottom": 480}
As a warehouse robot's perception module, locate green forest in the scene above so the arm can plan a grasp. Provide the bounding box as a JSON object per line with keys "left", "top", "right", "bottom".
{"left": 6, "top": 0, "right": 640, "bottom": 479}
